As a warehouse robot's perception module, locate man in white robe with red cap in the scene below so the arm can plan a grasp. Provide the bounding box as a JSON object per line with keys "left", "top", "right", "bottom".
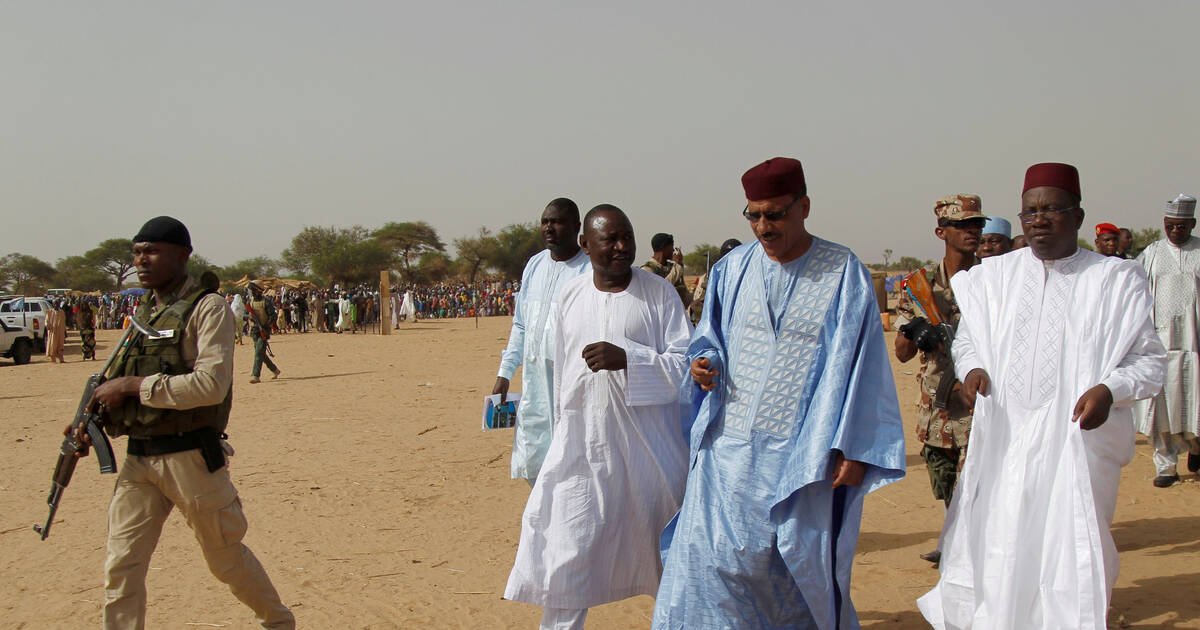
{"left": 918, "top": 162, "right": 1167, "bottom": 629}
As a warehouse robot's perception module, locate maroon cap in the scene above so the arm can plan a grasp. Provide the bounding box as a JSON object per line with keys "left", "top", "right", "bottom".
{"left": 1095, "top": 222, "right": 1119, "bottom": 236}
{"left": 742, "top": 157, "right": 806, "bottom": 201}
{"left": 1023, "top": 162, "right": 1081, "bottom": 198}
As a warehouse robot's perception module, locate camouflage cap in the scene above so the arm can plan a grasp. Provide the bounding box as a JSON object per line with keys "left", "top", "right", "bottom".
{"left": 933, "top": 194, "right": 985, "bottom": 221}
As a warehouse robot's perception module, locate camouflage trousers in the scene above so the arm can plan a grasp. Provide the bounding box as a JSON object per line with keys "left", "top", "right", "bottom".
{"left": 921, "top": 444, "right": 963, "bottom": 507}
{"left": 80, "top": 328, "right": 96, "bottom": 360}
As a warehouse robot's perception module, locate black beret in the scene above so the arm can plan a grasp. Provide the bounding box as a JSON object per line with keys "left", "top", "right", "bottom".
{"left": 132, "top": 216, "right": 192, "bottom": 249}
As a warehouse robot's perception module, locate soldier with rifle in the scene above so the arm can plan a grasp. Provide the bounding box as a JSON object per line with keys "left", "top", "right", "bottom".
{"left": 893, "top": 194, "right": 984, "bottom": 566}
{"left": 246, "top": 281, "right": 281, "bottom": 384}
{"left": 55, "top": 216, "right": 294, "bottom": 629}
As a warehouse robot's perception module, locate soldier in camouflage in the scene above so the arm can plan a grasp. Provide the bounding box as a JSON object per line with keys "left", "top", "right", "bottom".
{"left": 893, "top": 194, "right": 985, "bottom": 565}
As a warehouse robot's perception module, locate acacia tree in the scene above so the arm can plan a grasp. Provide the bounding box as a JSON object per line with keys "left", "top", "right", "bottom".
{"left": 1129, "top": 227, "right": 1161, "bottom": 259}
{"left": 221, "top": 256, "right": 281, "bottom": 282}
{"left": 684, "top": 243, "right": 720, "bottom": 273}
{"left": 84, "top": 238, "right": 136, "bottom": 287}
{"left": 410, "top": 251, "right": 453, "bottom": 285}
{"left": 485, "top": 222, "right": 543, "bottom": 280}
{"left": 0, "top": 253, "right": 57, "bottom": 294}
{"left": 186, "top": 254, "right": 217, "bottom": 280}
{"left": 54, "top": 255, "right": 113, "bottom": 291}
{"left": 373, "top": 221, "right": 445, "bottom": 281}
{"left": 454, "top": 228, "right": 496, "bottom": 284}
{"left": 312, "top": 238, "right": 392, "bottom": 286}
{"left": 280, "top": 226, "right": 368, "bottom": 277}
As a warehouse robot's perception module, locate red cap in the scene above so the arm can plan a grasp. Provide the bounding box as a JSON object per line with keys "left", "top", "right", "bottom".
{"left": 1095, "top": 222, "right": 1119, "bottom": 236}
{"left": 742, "top": 157, "right": 806, "bottom": 201}
{"left": 1023, "top": 162, "right": 1081, "bottom": 198}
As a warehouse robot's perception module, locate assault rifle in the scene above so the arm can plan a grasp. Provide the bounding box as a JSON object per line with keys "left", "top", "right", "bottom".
{"left": 900, "top": 270, "right": 958, "bottom": 410}
{"left": 33, "top": 316, "right": 163, "bottom": 540}
{"left": 244, "top": 298, "right": 274, "bottom": 357}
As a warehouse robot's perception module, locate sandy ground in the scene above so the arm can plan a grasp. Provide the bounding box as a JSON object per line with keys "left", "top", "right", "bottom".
{"left": 1, "top": 319, "right": 1197, "bottom": 629}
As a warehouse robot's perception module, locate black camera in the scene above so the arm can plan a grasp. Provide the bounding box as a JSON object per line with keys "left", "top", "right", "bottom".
{"left": 899, "top": 317, "right": 944, "bottom": 353}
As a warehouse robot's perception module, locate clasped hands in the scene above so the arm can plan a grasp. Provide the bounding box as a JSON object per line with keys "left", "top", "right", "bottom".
{"left": 959, "top": 368, "right": 1113, "bottom": 430}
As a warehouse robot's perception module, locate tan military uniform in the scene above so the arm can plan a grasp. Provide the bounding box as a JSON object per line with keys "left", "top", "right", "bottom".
{"left": 641, "top": 258, "right": 691, "bottom": 307}
{"left": 102, "top": 276, "right": 294, "bottom": 629}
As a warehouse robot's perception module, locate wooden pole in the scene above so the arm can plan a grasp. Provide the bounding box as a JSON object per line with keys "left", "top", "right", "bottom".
{"left": 379, "top": 270, "right": 391, "bottom": 336}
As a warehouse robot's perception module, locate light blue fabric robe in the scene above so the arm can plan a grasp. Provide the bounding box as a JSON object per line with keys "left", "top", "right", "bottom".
{"left": 653, "top": 239, "right": 906, "bottom": 629}
{"left": 497, "top": 249, "right": 591, "bottom": 480}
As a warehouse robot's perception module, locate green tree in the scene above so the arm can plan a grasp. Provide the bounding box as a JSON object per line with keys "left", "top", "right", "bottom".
{"left": 373, "top": 221, "right": 445, "bottom": 281}
{"left": 221, "top": 256, "right": 281, "bottom": 282}
{"left": 54, "top": 255, "right": 113, "bottom": 291}
{"left": 281, "top": 226, "right": 370, "bottom": 276}
{"left": 1129, "top": 227, "right": 1161, "bottom": 259}
{"left": 84, "top": 238, "right": 136, "bottom": 287}
{"left": 1076, "top": 238, "right": 1095, "bottom": 252}
{"left": 684, "top": 243, "right": 720, "bottom": 274}
{"left": 454, "top": 228, "right": 497, "bottom": 284}
{"left": 882, "top": 248, "right": 894, "bottom": 268}
{"left": 486, "top": 222, "right": 543, "bottom": 280}
{"left": 0, "top": 253, "right": 57, "bottom": 295}
{"left": 896, "top": 256, "right": 926, "bottom": 271}
{"left": 411, "top": 251, "right": 453, "bottom": 285}
{"left": 312, "top": 238, "right": 392, "bottom": 286}
{"left": 186, "top": 254, "right": 218, "bottom": 280}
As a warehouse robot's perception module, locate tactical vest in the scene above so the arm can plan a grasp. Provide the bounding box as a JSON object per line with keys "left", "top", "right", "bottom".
{"left": 248, "top": 298, "right": 270, "bottom": 334}
{"left": 105, "top": 284, "right": 232, "bottom": 437}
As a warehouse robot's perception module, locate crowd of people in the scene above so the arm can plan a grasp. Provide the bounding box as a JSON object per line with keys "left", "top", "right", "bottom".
{"left": 20, "top": 279, "right": 524, "bottom": 367}
{"left": 408, "top": 281, "right": 518, "bottom": 319}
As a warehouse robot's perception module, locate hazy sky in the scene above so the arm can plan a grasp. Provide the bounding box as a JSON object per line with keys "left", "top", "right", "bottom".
{"left": 3, "top": 1, "right": 1197, "bottom": 269}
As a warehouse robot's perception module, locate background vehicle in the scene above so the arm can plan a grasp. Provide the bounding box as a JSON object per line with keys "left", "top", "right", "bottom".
{"left": 0, "top": 297, "right": 50, "bottom": 351}
{"left": 0, "top": 320, "right": 35, "bottom": 365}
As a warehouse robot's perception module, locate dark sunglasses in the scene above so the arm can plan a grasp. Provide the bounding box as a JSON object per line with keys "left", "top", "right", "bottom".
{"left": 939, "top": 218, "right": 986, "bottom": 230}
{"left": 742, "top": 197, "right": 800, "bottom": 223}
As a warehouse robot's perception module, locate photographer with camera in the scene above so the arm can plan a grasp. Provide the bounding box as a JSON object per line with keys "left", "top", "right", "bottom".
{"left": 893, "top": 194, "right": 985, "bottom": 566}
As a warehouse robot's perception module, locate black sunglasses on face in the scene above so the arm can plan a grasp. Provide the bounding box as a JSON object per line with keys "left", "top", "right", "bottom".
{"left": 940, "top": 218, "right": 987, "bottom": 230}
{"left": 743, "top": 197, "right": 800, "bottom": 223}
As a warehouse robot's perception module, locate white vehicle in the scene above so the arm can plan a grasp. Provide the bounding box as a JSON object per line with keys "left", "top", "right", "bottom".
{"left": 0, "top": 320, "right": 35, "bottom": 364}
{"left": 0, "top": 297, "right": 51, "bottom": 350}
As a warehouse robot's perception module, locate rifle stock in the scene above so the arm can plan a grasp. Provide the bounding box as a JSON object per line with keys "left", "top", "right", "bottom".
{"left": 903, "top": 270, "right": 960, "bottom": 410}
{"left": 902, "top": 270, "right": 945, "bottom": 326}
